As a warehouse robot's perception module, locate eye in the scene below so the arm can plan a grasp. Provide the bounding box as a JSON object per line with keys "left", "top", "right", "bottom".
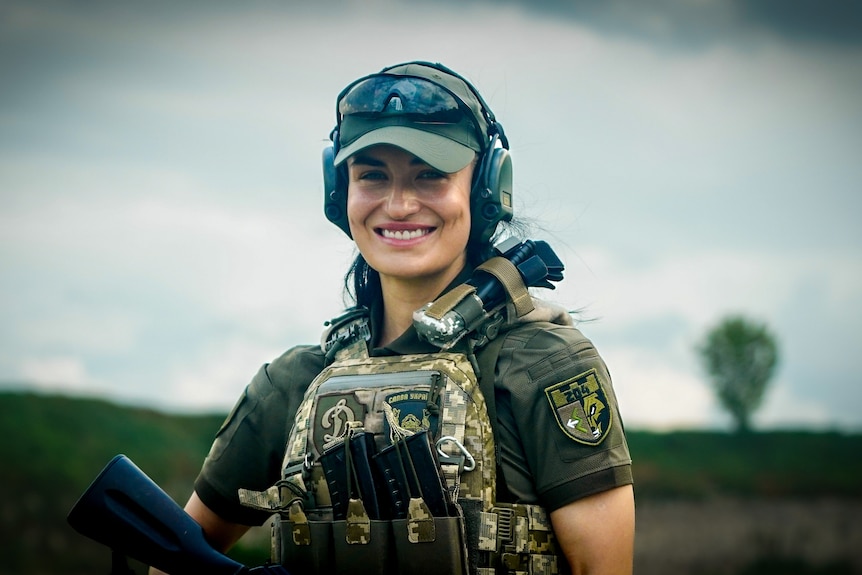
{"left": 418, "top": 169, "right": 445, "bottom": 180}
{"left": 356, "top": 169, "right": 387, "bottom": 181}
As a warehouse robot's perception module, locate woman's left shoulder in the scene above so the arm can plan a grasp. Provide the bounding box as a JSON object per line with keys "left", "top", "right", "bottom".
{"left": 502, "top": 299, "right": 598, "bottom": 356}
{"left": 492, "top": 302, "right": 625, "bottom": 453}
{"left": 502, "top": 320, "right": 602, "bottom": 373}
{"left": 489, "top": 299, "right": 614, "bottom": 395}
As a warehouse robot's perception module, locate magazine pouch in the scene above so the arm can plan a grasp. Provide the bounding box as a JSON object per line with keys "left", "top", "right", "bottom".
{"left": 274, "top": 508, "right": 334, "bottom": 573}
{"left": 392, "top": 505, "right": 466, "bottom": 575}
{"left": 331, "top": 499, "right": 395, "bottom": 575}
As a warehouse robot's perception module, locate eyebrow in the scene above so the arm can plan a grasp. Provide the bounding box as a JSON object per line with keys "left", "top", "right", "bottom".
{"left": 348, "top": 155, "right": 384, "bottom": 167}
{"left": 349, "top": 154, "right": 429, "bottom": 168}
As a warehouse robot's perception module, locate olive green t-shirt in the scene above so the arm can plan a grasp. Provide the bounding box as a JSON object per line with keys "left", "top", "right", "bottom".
{"left": 195, "top": 308, "right": 632, "bottom": 526}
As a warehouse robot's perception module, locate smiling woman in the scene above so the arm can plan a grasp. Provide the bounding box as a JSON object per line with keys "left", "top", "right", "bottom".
{"left": 149, "top": 61, "right": 634, "bottom": 575}
{"left": 346, "top": 146, "right": 474, "bottom": 344}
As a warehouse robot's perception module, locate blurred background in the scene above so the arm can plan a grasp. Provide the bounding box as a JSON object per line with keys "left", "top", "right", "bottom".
{"left": 2, "top": 0, "right": 861, "bottom": 429}
{"left": 1, "top": 1, "right": 861, "bottom": 574}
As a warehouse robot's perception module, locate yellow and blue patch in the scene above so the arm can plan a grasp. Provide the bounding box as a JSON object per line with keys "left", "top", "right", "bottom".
{"left": 544, "top": 368, "right": 612, "bottom": 445}
{"left": 383, "top": 389, "right": 437, "bottom": 436}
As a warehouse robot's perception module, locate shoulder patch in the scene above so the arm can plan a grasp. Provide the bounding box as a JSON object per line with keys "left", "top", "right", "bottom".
{"left": 544, "top": 368, "right": 612, "bottom": 445}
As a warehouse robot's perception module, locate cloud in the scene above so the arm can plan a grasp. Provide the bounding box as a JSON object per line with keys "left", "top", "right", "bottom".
{"left": 425, "top": 0, "right": 862, "bottom": 47}
{"left": 17, "top": 355, "right": 92, "bottom": 388}
{"left": 736, "top": 0, "right": 862, "bottom": 45}
{"left": 1, "top": 0, "right": 860, "bottom": 431}
{"left": 551, "top": 241, "right": 862, "bottom": 430}
{"left": 166, "top": 338, "right": 290, "bottom": 413}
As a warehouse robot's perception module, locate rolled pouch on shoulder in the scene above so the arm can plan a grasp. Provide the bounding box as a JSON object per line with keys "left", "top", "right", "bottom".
{"left": 392, "top": 516, "right": 467, "bottom": 575}
{"left": 332, "top": 518, "right": 396, "bottom": 575}
{"left": 273, "top": 516, "right": 334, "bottom": 573}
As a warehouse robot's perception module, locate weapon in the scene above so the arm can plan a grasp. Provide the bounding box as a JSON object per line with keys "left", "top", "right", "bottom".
{"left": 413, "top": 237, "right": 565, "bottom": 349}
{"left": 67, "top": 454, "right": 291, "bottom": 575}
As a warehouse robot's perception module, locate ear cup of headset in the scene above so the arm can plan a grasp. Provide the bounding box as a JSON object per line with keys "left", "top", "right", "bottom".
{"left": 470, "top": 147, "right": 513, "bottom": 245}
{"left": 322, "top": 145, "right": 352, "bottom": 237}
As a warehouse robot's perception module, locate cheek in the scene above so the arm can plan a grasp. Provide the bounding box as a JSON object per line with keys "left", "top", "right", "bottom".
{"left": 345, "top": 185, "right": 368, "bottom": 225}
{"left": 450, "top": 181, "right": 473, "bottom": 230}
{"left": 345, "top": 188, "right": 366, "bottom": 240}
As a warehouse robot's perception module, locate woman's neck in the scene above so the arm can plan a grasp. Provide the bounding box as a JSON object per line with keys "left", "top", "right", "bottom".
{"left": 376, "top": 272, "right": 461, "bottom": 348}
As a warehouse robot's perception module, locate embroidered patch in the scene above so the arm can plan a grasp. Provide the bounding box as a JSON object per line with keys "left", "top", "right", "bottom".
{"left": 544, "top": 368, "right": 612, "bottom": 445}
{"left": 383, "top": 390, "right": 437, "bottom": 436}
{"left": 313, "top": 393, "right": 367, "bottom": 453}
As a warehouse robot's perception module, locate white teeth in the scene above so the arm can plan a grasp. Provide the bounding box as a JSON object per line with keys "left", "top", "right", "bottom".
{"left": 382, "top": 228, "right": 428, "bottom": 240}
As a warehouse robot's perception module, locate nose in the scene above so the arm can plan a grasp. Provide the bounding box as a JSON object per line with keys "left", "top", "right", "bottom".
{"left": 384, "top": 183, "right": 420, "bottom": 218}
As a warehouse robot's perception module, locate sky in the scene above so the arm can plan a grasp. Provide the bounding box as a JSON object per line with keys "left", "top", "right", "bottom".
{"left": 1, "top": 0, "right": 861, "bottom": 431}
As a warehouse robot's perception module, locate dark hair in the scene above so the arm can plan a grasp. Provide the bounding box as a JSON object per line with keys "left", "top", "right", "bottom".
{"left": 344, "top": 253, "right": 381, "bottom": 309}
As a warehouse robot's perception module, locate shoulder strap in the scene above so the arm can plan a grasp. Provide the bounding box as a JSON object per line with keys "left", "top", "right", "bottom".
{"left": 475, "top": 333, "right": 515, "bottom": 501}
{"left": 475, "top": 335, "right": 504, "bottom": 440}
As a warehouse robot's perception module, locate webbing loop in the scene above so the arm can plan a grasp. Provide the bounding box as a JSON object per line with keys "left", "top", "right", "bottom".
{"left": 476, "top": 257, "right": 534, "bottom": 318}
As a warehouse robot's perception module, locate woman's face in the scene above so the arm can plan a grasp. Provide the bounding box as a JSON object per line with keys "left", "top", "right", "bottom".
{"left": 347, "top": 144, "right": 473, "bottom": 289}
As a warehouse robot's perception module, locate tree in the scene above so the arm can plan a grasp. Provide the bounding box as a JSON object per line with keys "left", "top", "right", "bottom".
{"left": 696, "top": 315, "right": 779, "bottom": 432}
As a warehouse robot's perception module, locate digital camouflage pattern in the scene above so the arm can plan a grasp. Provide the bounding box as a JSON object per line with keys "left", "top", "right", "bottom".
{"left": 345, "top": 498, "right": 371, "bottom": 544}
{"left": 241, "top": 315, "right": 568, "bottom": 574}
{"left": 288, "top": 500, "right": 311, "bottom": 546}
{"left": 407, "top": 497, "right": 436, "bottom": 543}
{"left": 282, "top": 347, "right": 496, "bottom": 507}
{"left": 478, "top": 503, "right": 560, "bottom": 574}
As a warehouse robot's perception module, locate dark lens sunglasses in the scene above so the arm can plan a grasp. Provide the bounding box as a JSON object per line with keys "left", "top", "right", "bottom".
{"left": 337, "top": 74, "right": 483, "bottom": 136}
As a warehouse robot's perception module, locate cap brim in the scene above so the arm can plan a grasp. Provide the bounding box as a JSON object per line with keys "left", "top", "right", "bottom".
{"left": 333, "top": 126, "right": 475, "bottom": 173}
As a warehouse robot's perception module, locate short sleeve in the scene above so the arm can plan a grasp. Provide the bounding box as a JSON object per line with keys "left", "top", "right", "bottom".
{"left": 194, "top": 344, "right": 325, "bottom": 525}
{"left": 492, "top": 323, "right": 632, "bottom": 512}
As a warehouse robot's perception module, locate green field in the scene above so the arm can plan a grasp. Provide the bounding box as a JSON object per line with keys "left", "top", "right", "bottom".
{"left": 1, "top": 390, "right": 860, "bottom": 574}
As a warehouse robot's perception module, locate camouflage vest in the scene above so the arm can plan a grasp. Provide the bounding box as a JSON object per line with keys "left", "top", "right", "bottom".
{"left": 240, "top": 308, "right": 568, "bottom": 575}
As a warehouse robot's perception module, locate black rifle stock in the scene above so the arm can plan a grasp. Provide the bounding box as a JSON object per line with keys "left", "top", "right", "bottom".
{"left": 67, "top": 454, "right": 290, "bottom": 575}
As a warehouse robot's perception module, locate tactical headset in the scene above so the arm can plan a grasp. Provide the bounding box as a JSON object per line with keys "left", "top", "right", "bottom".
{"left": 322, "top": 61, "right": 513, "bottom": 246}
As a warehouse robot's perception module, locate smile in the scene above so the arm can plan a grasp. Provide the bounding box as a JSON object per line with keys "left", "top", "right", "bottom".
{"left": 379, "top": 228, "right": 432, "bottom": 240}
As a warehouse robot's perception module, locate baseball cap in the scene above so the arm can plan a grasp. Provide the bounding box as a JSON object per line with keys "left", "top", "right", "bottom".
{"left": 333, "top": 62, "right": 491, "bottom": 173}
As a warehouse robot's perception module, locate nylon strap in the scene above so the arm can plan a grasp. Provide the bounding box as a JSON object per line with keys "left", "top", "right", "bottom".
{"left": 475, "top": 332, "right": 507, "bottom": 472}
{"left": 476, "top": 257, "right": 534, "bottom": 318}
{"left": 424, "top": 283, "right": 477, "bottom": 320}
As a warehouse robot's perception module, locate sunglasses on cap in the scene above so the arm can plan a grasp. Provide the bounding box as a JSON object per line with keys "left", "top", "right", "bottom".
{"left": 336, "top": 74, "right": 484, "bottom": 142}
